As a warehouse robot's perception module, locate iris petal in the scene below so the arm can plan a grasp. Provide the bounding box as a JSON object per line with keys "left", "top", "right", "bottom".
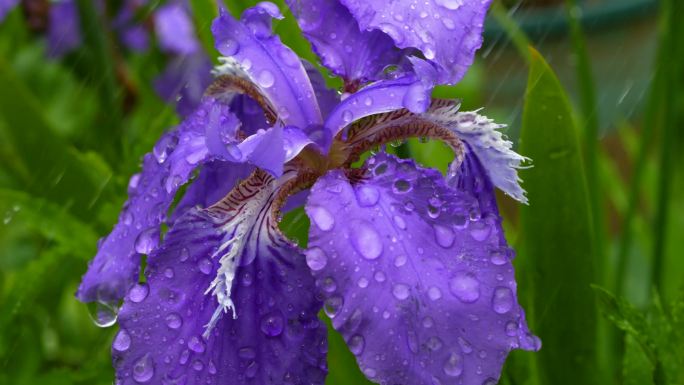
{"left": 305, "top": 152, "right": 538, "bottom": 385}
{"left": 113, "top": 171, "right": 326, "bottom": 385}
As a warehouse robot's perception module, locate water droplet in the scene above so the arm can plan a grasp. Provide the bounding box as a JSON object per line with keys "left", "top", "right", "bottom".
{"left": 482, "top": 378, "right": 498, "bottom": 385}
{"left": 89, "top": 300, "right": 119, "bottom": 328}
{"left": 348, "top": 334, "right": 365, "bottom": 355}
{"left": 492, "top": 286, "right": 514, "bottom": 314}
{"left": 470, "top": 222, "right": 492, "bottom": 241}
{"left": 393, "top": 215, "right": 407, "bottom": 230}
{"left": 134, "top": 228, "right": 157, "bottom": 254}
{"left": 238, "top": 346, "right": 256, "bottom": 359}
{"left": 309, "top": 205, "right": 335, "bottom": 231}
{"left": 257, "top": 70, "right": 275, "bottom": 88}
{"left": 319, "top": 277, "right": 337, "bottom": 293}
{"left": 355, "top": 185, "right": 380, "bottom": 207}
{"left": 192, "top": 359, "right": 204, "bottom": 371}
{"left": 443, "top": 352, "right": 463, "bottom": 377}
{"left": 179, "top": 248, "right": 190, "bottom": 262}
{"left": 404, "top": 201, "right": 415, "bottom": 212}
{"left": 490, "top": 251, "right": 508, "bottom": 265}
{"left": 324, "top": 296, "right": 344, "bottom": 318}
{"left": 394, "top": 254, "right": 407, "bottom": 267}
{"left": 153, "top": 134, "right": 178, "bottom": 164}
{"left": 449, "top": 272, "right": 480, "bottom": 303}
{"left": 165, "top": 313, "right": 183, "bottom": 329}
{"left": 433, "top": 225, "right": 455, "bottom": 248}
{"left": 403, "top": 82, "right": 428, "bottom": 113}
{"left": 458, "top": 336, "right": 473, "bottom": 353}
{"left": 342, "top": 110, "right": 354, "bottom": 124}
{"left": 220, "top": 38, "right": 239, "bottom": 56}
{"left": 164, "top": 267, "right": 174, "bottom": 279}
{"left": 428, "top": 286, "right": 442, "bottom": 301}
{"left": 179, "top": 349, "right": 190, "bottom": 365}
{"left": 260, "top": 312, "right": 284, "bottom": 336}
{"left": 129, "top": 283, "right": 149, "bottom": 303}
{"left": 113, "top": 329, "right": 131, "bottom": 352}
{"left": 393, "top": 179, "right": 411, "bottom": 193}
{"left": 197, "top": 258, "right": 213, "bottom": 275}
{"left": 441, "top": 17, "right": 456, "bottom": 30}
{"left": 407, "top": 330, "right": 419, "bottom": 353}
{"left": 426, "top": 336, "right": 443, "bottom": 351}
{"left": 379, "top": 23, "right": 405, "bottom": 44}
{"left": 357, "top": 277, "right": 369, "bottom": 288}
{"left": 505, "top": 321, "right": 519, "bottom": 336}
{"left": 187, "top": 336, "right": 205, "bottom": 353}
{"left": 374, "top": 271, "right": 386, "bottom": 282}
{"left": 246, "top": 361, "right": 258, "bottom": 378}
{"left": 351, "top": 220, "right": 383, "bottom": 260}
{"left": 364, "top": 96, "right": 373, "bottom": 106}
{"left": 422, "top": 316, "right": 434, "bottom": 328}
{"left": 374, "top": 162, "right": 388, "bottom": 175}
{"left": 392, "top": 284, "right": 410, "bottom": 300}
{"left": 132, "top": 354, "right": 155, "bottom": 383}
{"left": 306, "top": 247, "right": 328, "bottom": 271}
{"left": 435, "top": 0, "right": 464, "bottom": 11}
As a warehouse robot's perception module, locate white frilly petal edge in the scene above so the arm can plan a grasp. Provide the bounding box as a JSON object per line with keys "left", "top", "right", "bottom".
{"left": 426, "top": 104, "right": 531, "bottom": 204}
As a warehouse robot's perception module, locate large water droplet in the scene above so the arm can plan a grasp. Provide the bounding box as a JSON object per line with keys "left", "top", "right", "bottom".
{"left": 505, "top": 321, "right": 519, "bottom": 336}
{"left": 428, "top": 286, "right": 442, "bottom": 301}
{"left": 470, "top": 222, "right": 492, "bottom": 241}
{"left": 374, "top": 271, "right": 386, "bottom": 282}
{"left": 220, "top": 38, "right": 239, "bottom": 56}
{"left": 197, "top": 258, "right": 213, "bottom": 275}
{"left": 355, "top": 185, "right": 380, "bottom": 207}
{"left": 492, "top": 286, "right": 514, "bottom": 314}
{"left": 134, "top": 228, "right": 157, "bottom": 254}
{"left": 443, "top": 352, "right": 464, "bottom": 377}
{"left": 392, "top": 284, "right": 410, "bottom": 300}
{"left": 357, "top": 277, "right": 369, "bottom": 288}
{"left": 348, "top": 334, "right": 365, "bottom": 355}
{"left": 165, "top": 313, "right": 183, "bottom": 329}
{"left": 342, "top": 110, "right": 354, "bottom": 124}
{"left": 132, "top": 354, "right": 155, "bottom": 383}
{"left": 394, "top": 254, "right": 407, "bottom": 267}
{"left": 393, "top": 215, "right": 407, "bottom": 230}
{"left": 257, "top": 69, "right": 275, "bottom": 88}
{"left": 153, "top": 134, "right": 178, "bottom": 164}
{"left": 88, "top": 300, "right": 119, "bottom": 328}
{"left": 113, "top": 329, "right": 131, "bottom": 352}
{"left": 129, "top": 283, "right": 149, "bottom": 303}
{"left": 318, "top": 276, "right": 337, "bottom": 293}
{"left": 433, "top": 225, "right": 455, "bottom": 248}
{"left": 449, "top": 272, "right": 480, "bottom": 303}
{"left": 309, "top": 205, "right": 335, "bottom": 231}
{"left": 393, "top": 179, "right": 412, "bottom": 193}
{"left": 490, "top": 251, "right": 508, "bottom": 265}
{"left": 306, "top": 247, "right": 328, "bottom": 271}
{"left": 426, "top": 336, "right": 443, "bottom": 351}
{"left": 436, "top": 0, "right": 464, "bottom": 10}
{"left": 260, "top": 312, "right": 284, "bottom": 337}
{"left": 351, "top": 220, "right": 383, "bottom": 260}
{"left": 188, "top": 336, "right": 206, "bottom": 353}
{"left": 324, "top": 296, "right": 344, "bottom": 318}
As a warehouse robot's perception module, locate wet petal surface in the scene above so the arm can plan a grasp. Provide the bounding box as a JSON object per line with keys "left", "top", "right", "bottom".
{"left": 305, "top": 152, "right": 538, "bottom": 385}
{"left": 114, "top": 171, "right": 327, "bottom": 385}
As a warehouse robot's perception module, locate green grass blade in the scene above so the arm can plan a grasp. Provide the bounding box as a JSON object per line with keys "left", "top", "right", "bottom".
{"left": 519, "top": 48, "right": 603, "bottom": 385}
{"left": 489, "top": 0, "right": 532, "bottom": 64}
{"left": 0, "top": 58, "right": 113, "bottom": 220}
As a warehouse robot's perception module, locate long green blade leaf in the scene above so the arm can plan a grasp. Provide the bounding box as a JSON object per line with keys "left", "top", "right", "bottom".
{"left": 519, "top": 47, "right": 603, "bottom": 385}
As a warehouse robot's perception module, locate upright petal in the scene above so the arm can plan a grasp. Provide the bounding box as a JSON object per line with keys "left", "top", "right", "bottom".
{"left": 154, "top": 3, "right": 200, "bottom": 55}
{"left": 341, "top": 0, "right": 492, "bottom": 84}
{"left": 47, "top": 0, "right": 81, "bottom": 57}
{"left": 286, "top": 0, "right": 403, "bottom": 85}
{"left": 0, "top": 0, "right": 19, "bottom": 23}
{"left": 113, "top": 171, "right": 327, "bottom": 385}
{"left": 305, "top": 152, "right": 538, "bottom": 385}
{"left": 212, "top": 4, "right": 323, "bottom": 128}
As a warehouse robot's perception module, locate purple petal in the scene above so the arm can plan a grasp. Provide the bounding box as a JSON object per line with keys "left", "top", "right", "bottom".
{"left": 48, "top": 0, "right": 82, "bottom": 57}
{"left": 303, "top": 61, "right": 340, "bottom": 119}
{"left": 154, "top": 53, "right": 213, "bottom": 117}
{"left": 211, "top": 4, "right": 324, "bottom": 128}
{"left": 340, "top": 0, "right": 492, "bottom": 84}
{"left": 0, "top": 0, "right": 19, "bottom": 23}
{"left": 305, "top": 152, "right": 538, "bottom": 384}
{"left": 77, "top": 100, "right": 225, "bottom": 303}
{"left": 154, "top": 3, "right": 200, "bottom": 55}
{"left": 426, "top": 106, "right": 529, "bottom": 203}
{"left": 325, "top": 76, "right": 431, "bottom": 139}
{"left": 113, "top": 172, "right": 327, "bottom": 384}
{"left": 286, "top": 0, "right": 403, "bottom": 84}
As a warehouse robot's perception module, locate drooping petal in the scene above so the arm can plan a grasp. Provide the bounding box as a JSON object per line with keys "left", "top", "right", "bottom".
{"left": 154, "top": 3, "right": 200, "bottom": 55}
{"left": 47, "top": 0, "right": 82, "bottom": 57}
{"left": 340, "top": 0, "right": 492, "bottom": 84}
{"left": 303, "top": 61, "right": 339, "bottom": 119}
{"left": 78, "top": 99, "right": 233, "bottom": 303}
{"left": 154, "top": 53, "right": 213, "bottom": 117}
{"left": 305, "top": 152, "right": 538, "bottom": 385}
{"left": 211, "top": 3, "right": 324, "bottom": 128}
{"left": 113, "top": 171, "right": 327, "bottom": 385}
{"left": 286, "top": 0, "right": 403, "bottom": 84}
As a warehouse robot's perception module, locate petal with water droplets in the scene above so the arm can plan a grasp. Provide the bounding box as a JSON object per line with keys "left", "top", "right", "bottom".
{"left": 305, "top": 152, "right": 538, "bottom": 384}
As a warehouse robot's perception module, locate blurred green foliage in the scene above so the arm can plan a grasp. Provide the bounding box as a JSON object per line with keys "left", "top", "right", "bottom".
{"left": 1, "top": 0, "right": 683, "bottom": 384}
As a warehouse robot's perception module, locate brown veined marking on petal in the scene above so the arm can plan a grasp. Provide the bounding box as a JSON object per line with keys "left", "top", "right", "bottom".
{"left": 333, "top": 98, "right": 465, "bottom": 169}
{"left": 205, "top": 74, "right": 279, "bottom": 125}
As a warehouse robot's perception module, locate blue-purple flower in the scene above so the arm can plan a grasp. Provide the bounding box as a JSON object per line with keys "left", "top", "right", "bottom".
{"left": 78, "top": 1, "right": 539, "bottom": 384}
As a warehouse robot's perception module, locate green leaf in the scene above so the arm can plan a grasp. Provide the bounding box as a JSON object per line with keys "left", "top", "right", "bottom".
{"left": 0, "top": 58, "right": 113, "bottom": 220}
{"left": 518, "top": 48, "right": 603, "bottom": 385}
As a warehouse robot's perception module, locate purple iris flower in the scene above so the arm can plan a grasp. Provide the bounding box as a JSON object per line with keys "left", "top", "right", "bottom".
{"left": 78, "top": 2, "right": 539, "bottom": 384}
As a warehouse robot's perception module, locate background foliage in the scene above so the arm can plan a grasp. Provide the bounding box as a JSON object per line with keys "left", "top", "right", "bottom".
{"left": 0, "top": 0, "right": 682, "bottom": 384}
